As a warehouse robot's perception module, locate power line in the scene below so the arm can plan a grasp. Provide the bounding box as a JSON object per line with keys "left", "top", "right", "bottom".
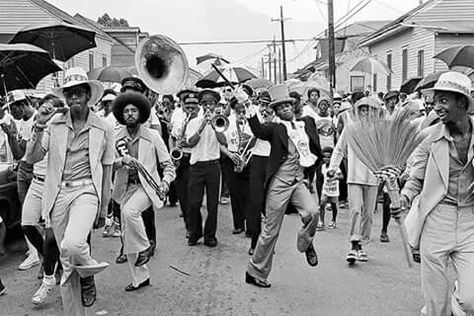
{"left": 177, "top": 38, "right": 314, "bottom": 46}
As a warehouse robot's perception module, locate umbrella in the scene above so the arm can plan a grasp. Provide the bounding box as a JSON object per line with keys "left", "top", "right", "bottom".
{"left": 88, "top": 66, "right": 134, "bottom": 83}
{"left": 350, "top": 57, "right": 391, "bottom": 74}
{"left": 0, "top": 43, "right": 62, "bottom": 96}
{"left": 245, "top": 78, "right": 273, "bottom": 90}
{"left": 414, "top": 71, "right": 449, "bottom": 91}
{"left": 195, "top": 64, "right": 257, "bottom": 88}
{"left": 434, "top": 45, "right": 474, "bottom": 69}
{"left": 287, "top": 77, "right": 330, "bottom": 100}
{"left": 9, "top": 22, "right": 96, "bottom": 62}
{"left": 196, "top": 53, "right": 230, "bottom": 66}
{"left": 400, "top": 76, "right": 423, "bottom": 94}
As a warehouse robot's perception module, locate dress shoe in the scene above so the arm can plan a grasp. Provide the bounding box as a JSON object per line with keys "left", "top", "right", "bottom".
{"left": 204, "top": 237, "right": 218, "bottom": 247}
{"left": 116, "top": 253, "right": 127, "bottom": 264}
{"left": 125, "top": 278, "right": 150, "bottom": 292}
{"left": 245, "top": 272, "right": 271, "bottom": 288}
{"left": 187, "top": 236, "right": 200, "bottom": 246}
{"left": 148, "top": 242, "right": 156, "bottom": 257}
{"left": 135, "top": 249, "right": 151, "bottom": 267}
{"left": 232, "top": 228, "right": 244, "bottom": 235}
{"left": 305, "top": 244, "right": 318, "bottom": 267}
{"left": 80, "top": 276, "right": 96, "bottom": 307}
{"left": 248, "top": 248, "right": 255, "bottom": 256}
{"left": 245, "top": 231, "right": 252, "bottom": 238}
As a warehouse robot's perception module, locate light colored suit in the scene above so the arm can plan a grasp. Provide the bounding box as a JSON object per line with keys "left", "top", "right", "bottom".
{"left": 26, "top": 111, "right": 114, "bottom": 316}
{"left": 402, "top": 118, "right": 474, "bottom": 316}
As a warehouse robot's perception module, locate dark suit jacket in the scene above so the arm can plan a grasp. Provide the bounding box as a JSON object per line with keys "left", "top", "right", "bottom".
{"left": 248, "top": 115, "right": 323, "bottom": 190}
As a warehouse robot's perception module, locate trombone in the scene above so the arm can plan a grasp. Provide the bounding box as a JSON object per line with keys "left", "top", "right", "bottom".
{"left": 233, "top": 136, "right": 254, "bottom": 173}
{"left": 116, "top": 138, "right": 166, "bottom": 201}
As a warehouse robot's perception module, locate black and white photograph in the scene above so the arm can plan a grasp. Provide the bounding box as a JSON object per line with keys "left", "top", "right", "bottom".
{"left": 1, "top": 0, "right": 474, "bottom": 315}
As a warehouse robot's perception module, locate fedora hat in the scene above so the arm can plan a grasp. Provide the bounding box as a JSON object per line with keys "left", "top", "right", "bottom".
{"left": 268, "top": 84, "right": 294, "bottom": 110}
{"left": 112, "top": 92, "right": 151, "bottom": 125}
{"left": 426, "top": 71, "right": 474, "bottom": 112}
{"left": 54, "top": 67, "right": 104, "bottom": 106}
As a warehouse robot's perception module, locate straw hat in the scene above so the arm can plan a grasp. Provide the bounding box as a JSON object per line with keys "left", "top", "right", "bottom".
{"left": 54, "top": 67, "right": 104, "bottom": 106}
{"left": 426, "top": 71, "right": 474, "bottom": 111}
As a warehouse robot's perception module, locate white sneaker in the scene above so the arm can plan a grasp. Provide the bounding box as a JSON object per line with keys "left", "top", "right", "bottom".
{"left": 18, "top": 253, "right": 41, "bottom": 270}
{"left": 32, "top": 277, "right": 55, "bottom": 305}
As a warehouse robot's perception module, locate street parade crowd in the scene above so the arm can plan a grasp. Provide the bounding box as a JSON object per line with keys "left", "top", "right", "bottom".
{"left": 0, "top": 56, "right": 474, "bottom": 316}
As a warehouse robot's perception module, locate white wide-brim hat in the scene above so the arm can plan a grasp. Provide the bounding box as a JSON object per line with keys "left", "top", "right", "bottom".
{"left": 54, "top": 67, "right": 104, "bottom": 106}
{"left": 425, "top": 71, "right": 474, "bottom": 112}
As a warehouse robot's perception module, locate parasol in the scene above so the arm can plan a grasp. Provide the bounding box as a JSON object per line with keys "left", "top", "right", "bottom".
{"left": 400, "top": 76, "right": 423, "bottom": 94}
{"left": 9, "top": 22, "right": 96, "bottom": 62}
{"left": 245, "top": 78, "right": 273, "bottom": 90}
{"left": 350, "top": 57, "right": 391, "bottom": 74}
{"left": 414, "top": 71, "right": 448, "bottom": 91}
{"left": 0, "top": 43, "right": 62, "bottom": 96}
{"left": 88, "top": 66, "right": 134, "bottom": 83}
{"left": 196, "top": 64, "right": 256, "bottom": 88}
{"left": 433, "top": 45, "right": 474, "bottom": 69}
{"left": 196, "top": 53, "right": 230, "bottom": 66}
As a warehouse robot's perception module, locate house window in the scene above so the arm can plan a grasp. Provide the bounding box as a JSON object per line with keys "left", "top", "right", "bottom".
{"left": 417, "top": 50, "right": 424, "bottom": 77}
{"left": 386, "top": 53, "right": 392, "bottom": 91}
{"left": 350, "top": 76, "right": 365, "bottom": 92}
{"left": 89, "top": 51, "right": 94, "bottom": 71}
{"left": 102, "top": 54, "right": 107, "bottom": 67}
{"left": 373, "top": 73, "right": 377, "bottom": 92}
{"left": 402, "top": 48, "right": 408, "bottom": 82}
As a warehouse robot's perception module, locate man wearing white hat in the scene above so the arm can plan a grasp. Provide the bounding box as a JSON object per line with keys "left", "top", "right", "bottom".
{"left": 401, "top": 71, "right": 474, "bottom": 316}
{"left": 26, "top": 67, "right": 113, "bottom": 315}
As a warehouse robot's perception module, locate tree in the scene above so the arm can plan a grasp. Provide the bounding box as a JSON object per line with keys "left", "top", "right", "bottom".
{"left": 97, "top": 13, "right": 129, "bottom": 27}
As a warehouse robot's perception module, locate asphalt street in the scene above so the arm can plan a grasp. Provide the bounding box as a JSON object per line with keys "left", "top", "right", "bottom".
{"left": 1, "top": 202, "right": 423, "bottom": 315}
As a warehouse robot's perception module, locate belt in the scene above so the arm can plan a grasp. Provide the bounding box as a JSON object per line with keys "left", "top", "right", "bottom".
{"left": 33, "top": 174, "right": 45, "bottom": 182}
{"left": 61, "top": 178, "right": 93, "bottom": 188}
{"left": 193, "top": 159, "right": 219, "bottom": 166}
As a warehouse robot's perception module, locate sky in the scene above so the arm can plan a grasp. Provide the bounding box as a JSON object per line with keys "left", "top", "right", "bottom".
{"left": 47, "top": 0, "right": 422, "bottom": 75}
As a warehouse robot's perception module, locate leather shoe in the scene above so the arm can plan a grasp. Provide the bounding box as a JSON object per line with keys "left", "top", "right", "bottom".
{"left": 135, "top": 249, "right": 151, "bottom": 267}
{"left": 305, "top": 243, "right": 318, "bottom": 267}
{"left": 115, "top": 253, "right": 127, "bottom": 264}
{"left": 125, "top": 278, "right": 150, "bottom": 292}
{"left": 80, "top": 276, "right": 96, "bottom": 307}
{"left": 245, "top": 272, "right": 271, "bottom": 288}
{"left": 187, "top": 236, "right": 200, "bottom": 246}
{"left": 204, "top": 237, "right": 218, "bottom": 247}
{"left": 248, "top": 248, "right": 254, "bottom": 256}
{"left": 232, "top": 228, "right": 244, "bottom": 235}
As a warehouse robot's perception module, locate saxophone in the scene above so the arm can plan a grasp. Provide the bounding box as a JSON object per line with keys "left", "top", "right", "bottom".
{"left": 170, "top": 114, "right": 190, "bottom": 167}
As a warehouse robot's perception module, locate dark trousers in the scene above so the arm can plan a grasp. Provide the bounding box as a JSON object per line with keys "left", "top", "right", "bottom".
{"left": 175, "top": 155, "right": 191, "bottom": 232}
{"left": 187, "top": 160, "right": 220, "bottom": 239}
{"left": 17, "top": 161, "right": 33, "bottom": 205}
{"left": 220, "top": 157, "right": 230, "bottom": 199}
{"left": 222, "top": 157, "right": 250, "bottom": 231}
{"left": 248, "top": 155, "right": 268, "bottom": 249}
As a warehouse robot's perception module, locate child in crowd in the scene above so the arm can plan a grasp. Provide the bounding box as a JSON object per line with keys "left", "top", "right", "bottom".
{"left": 318, "top": 147, "right": 342, "bottom": 230}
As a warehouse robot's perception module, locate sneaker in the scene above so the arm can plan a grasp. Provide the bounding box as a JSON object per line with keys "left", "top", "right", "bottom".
{"left": 219, "top": 197, "right": 229, "bottom": 205}
{"left": 327, "top": 221, "right": 337, "bottom": 229}
{"left": 112, "top": 227, "right": 121, "bottom": 238}
{"left": 357, "top": 250, "right": 369, "bottom": 262}
{"left": 102, "top": 225, "right": 112, "bottom": 237}
{"left": 18, "top": 253, "right": 41, "bottom": 271}
{"left": 346, "top": 250, "right": 357, "bottom": 264}
{"left": 316, "top": 221, "right": 325, "bottom": 231}
{"left": 32, "top": 277, "right": 55, "bottom": 305}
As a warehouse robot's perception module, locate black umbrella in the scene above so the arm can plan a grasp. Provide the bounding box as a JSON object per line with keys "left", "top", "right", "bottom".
{"left": 88, "top": 66, "right": 134, "bottom": 83}
{"left": 196, "top": 64, "right": 256, "bottom": 88}
{"left": 400, "top": 76, "right": 422, "bottom": 94}
{"left": 0, "top": 43, "right": 62, "bottom": 96}
{"left": 414, "top": 71, "right": 449, "bottom": 91}
{"left": 9, "top": 22, "right": 96, "bottom": 62}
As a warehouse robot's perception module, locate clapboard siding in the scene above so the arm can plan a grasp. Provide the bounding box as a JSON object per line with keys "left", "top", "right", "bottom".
{"left": 408, "top": 0, "right": 474, "bottom": 23}
{"left": 0, "top": 0, "right": 60, "bottom": 33}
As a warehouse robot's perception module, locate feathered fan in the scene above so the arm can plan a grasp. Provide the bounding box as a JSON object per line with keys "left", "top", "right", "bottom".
{"left": 345, "top": 99, "right": 426, "bottom": 267}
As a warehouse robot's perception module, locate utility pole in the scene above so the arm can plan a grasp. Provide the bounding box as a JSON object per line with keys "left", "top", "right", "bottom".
{"left": 266, "top": 52, "right": 272, "bottom": 81}
{"left": 261, "top": 57, "right": 265, "bottom": 79}
{"left": 278, "top": 47, "right": 282, "bottom": 83}
{"left": 272, "top": 38, "right": 277, "bottom": 84}
{"left": 272, "top": 6, "right": 290, "bottom": 81}
{"left": 327, "top": 0, "right": 336, "bottom": 102}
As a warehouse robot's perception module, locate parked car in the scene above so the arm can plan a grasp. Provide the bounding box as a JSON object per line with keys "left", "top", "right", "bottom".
{"left": 0, "top": 162, "right": 20, "bottom": 230}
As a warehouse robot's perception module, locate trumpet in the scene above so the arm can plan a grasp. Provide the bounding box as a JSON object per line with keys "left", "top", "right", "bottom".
{"left": 170, "top": 114, "right": 190, "bottom": 166}
{"left": 210, "top": 114, "right": 229, "bottom": 132}
{"left": 116, "top": 138, "right": 165, "bottom": 200}
{"left": 233, "top": 136, "right": 254, "bottom": 173}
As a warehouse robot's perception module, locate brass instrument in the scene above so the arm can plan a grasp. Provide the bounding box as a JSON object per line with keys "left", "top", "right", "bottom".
{"left": 170, "top": 114, "right": 190, "bottom": 166}
{"left": 116, "top": 138, "right": 165, "bottom": 201}
{"left": 234, "top": 136, "right": 254, "bottom": 173}
{"left": 135, "top": 34, "right": 189, "bottom": 95}
{"left": 210, "top": 114, "right": 229, "bottom": 132}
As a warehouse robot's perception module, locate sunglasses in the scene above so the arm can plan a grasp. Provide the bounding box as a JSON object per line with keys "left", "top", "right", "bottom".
{"left": 63, "top": 87, "right": 88, "bottom": 98}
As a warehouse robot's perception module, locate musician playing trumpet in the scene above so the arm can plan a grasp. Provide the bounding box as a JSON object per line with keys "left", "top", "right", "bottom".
{"left": 220, "top": 97, "right": 255, "bottom": 236}
{"left": 111, "top": 92, "right": 175, "bottom": 292}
